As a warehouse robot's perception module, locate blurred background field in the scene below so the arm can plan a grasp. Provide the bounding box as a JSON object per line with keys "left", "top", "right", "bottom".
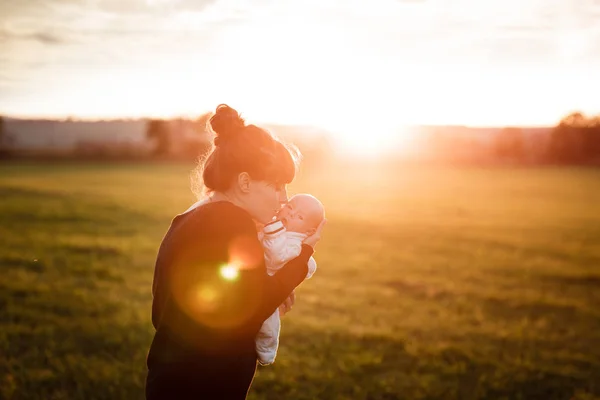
{"left": 4, "top": 1, "right": 600, "bottom": 398}
{"left": 1, "top": 160, "right": 599, "bottom": 400}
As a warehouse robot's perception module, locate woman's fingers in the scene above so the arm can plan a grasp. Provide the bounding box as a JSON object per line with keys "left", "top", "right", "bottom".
{"left": 317, "top": 218, "right": 327, "bottom": 233}
{"left": 280, "top": 291, "right": 295, "bottom": 316}
{"left": 284, "top": 291, "right": 295, "bottom": 313}
{"left": 303, "top": 219, "right": 327, "bottom": 248}
{"left": 314, "top": 218, "right": 327, "bottom": 238}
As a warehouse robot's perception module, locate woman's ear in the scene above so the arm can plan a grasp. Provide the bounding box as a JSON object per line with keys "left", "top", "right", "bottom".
{"left": 237, "top": 172, "right": 251, "bottom": 193}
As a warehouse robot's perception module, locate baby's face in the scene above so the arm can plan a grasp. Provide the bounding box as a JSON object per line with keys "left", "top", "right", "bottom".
{"left": 277, "top": 194, "right": 324, "bottom": 234}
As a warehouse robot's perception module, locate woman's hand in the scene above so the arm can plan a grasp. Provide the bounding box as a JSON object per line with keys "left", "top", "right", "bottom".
{"left": 302, "top": 219, "right": 327, "bottom": 249}
{"left": 279, "top": 290, "right": 295, "bottom": 316}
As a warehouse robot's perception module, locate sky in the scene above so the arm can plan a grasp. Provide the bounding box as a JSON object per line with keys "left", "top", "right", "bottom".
{"left": 1, "top": 0, "right": 600, "bottom": 129}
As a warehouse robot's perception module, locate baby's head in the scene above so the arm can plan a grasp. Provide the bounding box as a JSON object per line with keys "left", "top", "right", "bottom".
{"left": 277, "top": 194, "right": 324, "bottom": 235}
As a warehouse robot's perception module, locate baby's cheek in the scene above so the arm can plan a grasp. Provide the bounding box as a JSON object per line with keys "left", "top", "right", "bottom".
{"left": 302, "top": 221, "right": 313, "bottom": 233}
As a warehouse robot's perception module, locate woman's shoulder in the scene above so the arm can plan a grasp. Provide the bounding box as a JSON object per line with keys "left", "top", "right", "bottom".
{"left": 180, "top": 200, "right": 254, "bottom": 232}
{"left": 189, "top": 200, "right": 248, "bottom": 217}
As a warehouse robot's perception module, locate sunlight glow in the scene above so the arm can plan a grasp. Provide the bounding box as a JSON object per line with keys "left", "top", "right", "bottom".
{"left": 327, "top": 121, "right": 419, "bottom": 157}
{"left": 556, "top": 32, "right": 589, "bottom": 59}
{"left": 4, "top": 0, "right": 600, "bottom": 146}
{"left": 220, "top": 264, "right": 239, "bottom": 281}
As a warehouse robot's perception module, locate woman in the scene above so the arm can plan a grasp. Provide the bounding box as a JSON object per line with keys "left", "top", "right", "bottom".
{"left": 145, "top": 104, "right": 325, "bottom": 399}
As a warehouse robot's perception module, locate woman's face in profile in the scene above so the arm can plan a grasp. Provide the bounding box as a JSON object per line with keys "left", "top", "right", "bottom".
{"left": 248, "top": 181, "right": 288, "bottom": 224}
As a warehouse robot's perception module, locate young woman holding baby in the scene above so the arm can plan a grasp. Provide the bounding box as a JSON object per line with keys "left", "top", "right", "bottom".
{"left": 145, "top": 104, "right": 326, "bottom": 399}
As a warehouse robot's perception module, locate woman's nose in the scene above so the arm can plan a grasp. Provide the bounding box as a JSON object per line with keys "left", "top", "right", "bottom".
{"left": 277, "top": 188, "right": 288, "bottom": 205}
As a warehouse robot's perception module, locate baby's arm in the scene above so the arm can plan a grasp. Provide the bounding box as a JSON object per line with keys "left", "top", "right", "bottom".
{"left": 280, "top": 240, "right": 303, "bottom": 265}
{"left": 280, "top": 242, "right": 316, "bottom": 279}
{"left": 264, "top": 234, "right": 316, "bottom": 280}
{"left": 264, "top": 235, "right": 304, "bottom": 268}
{"left": 282, "top": 239, "right": 316, "bottom": 279}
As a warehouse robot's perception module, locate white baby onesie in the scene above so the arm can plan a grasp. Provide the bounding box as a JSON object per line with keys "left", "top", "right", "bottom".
{"left": 256, "top": 220, "right": 317, "bottom": 365}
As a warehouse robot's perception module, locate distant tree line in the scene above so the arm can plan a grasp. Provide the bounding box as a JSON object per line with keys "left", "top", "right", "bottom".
{"left": 497, "top": 112, "right": 600, "bottom": 165}
{"left": 0, "top": 116, "right": 4, "bottom": 147}
{"left": 145, "top": 112, "right": 332, "bottom": 166}
{"left": 545, "top": 112, "right": 600, "bottom": 164}
{"left": 145, "top": 112, "right": 212, "bottom": 160}
{"left": 427, "top": 111, "right": 600, "bottom": 166}
{"left": 1, "top": 110, "right": 598, "bottom": 166}
{"left": 0, "top": 116, "right": 8, "bottom": 157}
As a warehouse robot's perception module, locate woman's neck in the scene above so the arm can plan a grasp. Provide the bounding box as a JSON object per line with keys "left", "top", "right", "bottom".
{"left": 210, "top": 191, "right": 263, "bottom": 229}
{"left": 209, "top": 191, "right": 245, "bottom": 210}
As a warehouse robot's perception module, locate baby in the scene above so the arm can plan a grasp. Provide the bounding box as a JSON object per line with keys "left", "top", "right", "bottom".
{"left": 256, "top": 193, "right": 325, "bottom": 365}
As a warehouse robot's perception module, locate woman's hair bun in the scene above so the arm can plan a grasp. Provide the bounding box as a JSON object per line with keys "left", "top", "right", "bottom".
{"left": 210, "top": 104, "right": 245, "bottom": 147}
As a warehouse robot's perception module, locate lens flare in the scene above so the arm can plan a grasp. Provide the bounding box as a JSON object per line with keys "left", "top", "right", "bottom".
{"left": 169, "top": 235, "right": 265, "bottom": 334}
{"left": 219, "top": 264, "right": 239, "bottom": 281}
{"left": 228, "top": 235, "right": 263, "bottom": 270}
{"left": 195, "top": 285, "right": 220, "bottom": 313}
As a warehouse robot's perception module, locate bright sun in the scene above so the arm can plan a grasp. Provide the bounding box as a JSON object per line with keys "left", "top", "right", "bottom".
{"left": 321, "top": 121, "right": 418, "bottom": 157}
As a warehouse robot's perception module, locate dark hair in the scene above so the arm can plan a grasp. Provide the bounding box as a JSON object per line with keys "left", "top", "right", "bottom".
{"left": 193, "top": 104, "right": 301, "bottom": 195}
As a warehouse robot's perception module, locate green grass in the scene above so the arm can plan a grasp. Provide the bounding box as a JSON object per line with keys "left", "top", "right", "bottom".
{"left": 1, "top": 160, "right": 599, "bottom": 400}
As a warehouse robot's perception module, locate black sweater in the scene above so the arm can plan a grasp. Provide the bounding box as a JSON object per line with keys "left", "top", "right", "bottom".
{"left": 147, "top": 200, "right": 312, "bottom": 368}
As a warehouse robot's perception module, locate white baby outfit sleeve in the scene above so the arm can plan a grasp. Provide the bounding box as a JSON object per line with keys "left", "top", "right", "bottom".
{"left": 255, "top": 220, "right": 317, "bottom": 365}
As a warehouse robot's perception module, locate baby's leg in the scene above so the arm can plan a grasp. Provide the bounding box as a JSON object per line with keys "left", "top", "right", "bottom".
{"left": 255, "top": 310, "right": 281, "bottom": 365}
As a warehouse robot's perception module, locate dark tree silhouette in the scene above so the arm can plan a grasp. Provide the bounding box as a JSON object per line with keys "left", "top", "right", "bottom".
{"left": 146, "top": 119, "right": 170, "bottom": 156}
{"left": 0, "top": 116, "right": 4, "bottom": 149}
{"left": 546, "top": 112, "right": 600, "bottom": 164}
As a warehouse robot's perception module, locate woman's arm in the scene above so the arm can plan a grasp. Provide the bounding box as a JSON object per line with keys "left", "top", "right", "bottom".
{"left": 257, "top": 244, "right": 312, "bottom": 314}
{"left": 235, "top": 218, "right": 312, "bottom": 324}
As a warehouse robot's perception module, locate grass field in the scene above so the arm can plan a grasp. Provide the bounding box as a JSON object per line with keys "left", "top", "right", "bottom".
{"left": 1, "top": 160, "right": 599, "bottom": 400}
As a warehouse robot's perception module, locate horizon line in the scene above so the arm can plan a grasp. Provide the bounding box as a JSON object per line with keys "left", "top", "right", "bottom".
{"left": 0, "top": 111, "right": 564, "bottom": 130}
